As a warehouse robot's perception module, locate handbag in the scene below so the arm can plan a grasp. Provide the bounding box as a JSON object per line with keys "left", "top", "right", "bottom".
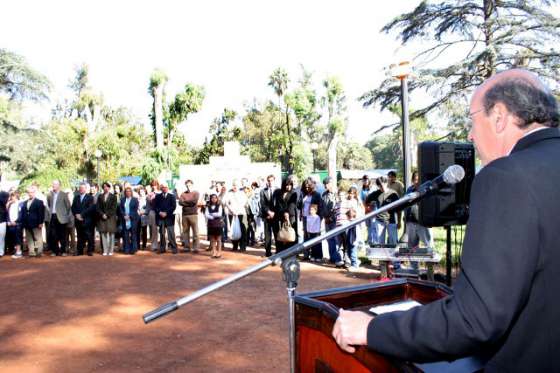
{"left": 277, "top": 221, "right": 296, "bottom": 243}
{"left": 230, "top": 215, "right": 242, "bottom": 241}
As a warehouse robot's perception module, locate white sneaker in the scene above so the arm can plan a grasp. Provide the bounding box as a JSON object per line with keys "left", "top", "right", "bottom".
{"left": 12, "top": 253, "right": 23, "bottom": 259}
{"left": 103, "top": 253, "right": 108, "bottom": 256}
{"left": 108, "top": 253, "right": 113, "bottom": 256}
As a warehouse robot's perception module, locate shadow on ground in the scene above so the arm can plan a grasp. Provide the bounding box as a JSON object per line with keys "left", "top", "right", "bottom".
{"left": 0, "top": 243, "right": 377, "bottom": 373}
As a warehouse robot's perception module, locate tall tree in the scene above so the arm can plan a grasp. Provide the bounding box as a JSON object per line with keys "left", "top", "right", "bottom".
{"left": 360, "top": 0, "right": 560, "bottom": 134}
{"left": 168, "top": 83, "right": 205, "bottom": 146}
{"left": 148, "top": 69, "right": 168, "bottom": 150}
{"left": 322, "top": 76, "right": 347, "bottom": 179}
{"left": 268, "top": 67, "right": 295, "bottom": 172}
{"left": 0, "top": 49, "right": 50, "bottom": 181}
{"left": 0, "top": 48, "right": 51, "bottom": 102}
{"left": 68, "top": 64, "right": 103, "bottom": 135}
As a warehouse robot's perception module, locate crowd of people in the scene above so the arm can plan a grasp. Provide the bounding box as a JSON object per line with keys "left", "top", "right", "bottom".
{"left": 0, "top": 170, "right": 431, "bottom": 271}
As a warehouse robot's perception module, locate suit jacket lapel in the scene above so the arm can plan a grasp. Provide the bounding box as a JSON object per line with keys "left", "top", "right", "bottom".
{"left": 511, "top": 127, "right": 560, "bottom": 154}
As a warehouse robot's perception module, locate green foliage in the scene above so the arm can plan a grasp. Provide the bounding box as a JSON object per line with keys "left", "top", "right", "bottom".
{"left": 361, "top": 0, "right": 560, "bottom": 134}
{"left": 169, "top": 83, "right": 205, "bottom": 125}
{"left": 337, "top": 141, "right": 373, "bottom": 170}
{"left": 365, "top": 130, "right": 402, "bottom": 170}
{"left": 194, "top": 108, "right": 241, "bottom": 164}
{"left": 365, "top": 104, "right": 433, "bottom": 170}
{"left": 148, "top": 69, "right": 168, "bottom": 92}
{"left": 0, "top": 48, "right": 51, "bottom": 101}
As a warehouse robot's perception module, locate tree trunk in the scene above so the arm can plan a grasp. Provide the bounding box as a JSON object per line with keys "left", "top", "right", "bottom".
{"left": 483, "top": 0, "right": 496, "bottom": 78}
{"left": 327, "top": 133, "right": 338, "bottom": 180}
{"left": 153, "top": 85, "right": 164, "bottom": 150}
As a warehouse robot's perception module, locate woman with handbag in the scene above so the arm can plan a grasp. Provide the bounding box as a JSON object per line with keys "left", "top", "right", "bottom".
{"left": 205, "top": 194, "right": 224, "bottom": 258}
{"left": 272, "top": 175, "right": 298, "bottom": 253}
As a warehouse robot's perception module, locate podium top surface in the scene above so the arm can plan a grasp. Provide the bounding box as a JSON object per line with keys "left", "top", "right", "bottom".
{"left": 367, "top": 246, "right": 442, "bottom": 263}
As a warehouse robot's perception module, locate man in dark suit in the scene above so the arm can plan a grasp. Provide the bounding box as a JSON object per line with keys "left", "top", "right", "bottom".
{"left": 259, "top": 174, "right": 276, "bottom": 257}
{"left": 154, "top": 182, "right": 177, "bottom": 254}
{"left": 332, "top": 69, "right": 560, "bottom": 371}
{"left": 72, "top": 182, "right": 95, "bottom": 256}
{"left": 20, "top": 185, "right": 45, "bottom": 257}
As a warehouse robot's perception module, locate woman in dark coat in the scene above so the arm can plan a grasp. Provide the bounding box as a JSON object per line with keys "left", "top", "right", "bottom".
{"left": 297, "top": 177, "right": 323, "bottom": 261}
{"left": 97, "top": 182, "right": 118, "bottom": 256}
{"left": 272, "top": 175, "right": 298, "bottom": 253}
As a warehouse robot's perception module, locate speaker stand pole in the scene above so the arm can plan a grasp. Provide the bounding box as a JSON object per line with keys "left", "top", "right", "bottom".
{"left": 445, "top": 226, "right": 452, "bottom": 286}
{"left": 282, "top": 256, "right": 300, "bottom": 373}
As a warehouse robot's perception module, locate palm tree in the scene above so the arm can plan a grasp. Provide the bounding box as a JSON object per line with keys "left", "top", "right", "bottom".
{"left": 322, "top": 76, "right": 346, "bottom": 179}
{"left": 148, "top": 69, "right": 168, "bottom": 151}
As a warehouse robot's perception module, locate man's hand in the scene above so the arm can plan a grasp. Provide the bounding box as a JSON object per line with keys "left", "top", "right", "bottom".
{"left": 159, "top": 212, "right": 167, "bottom": 218}
{"left": 267, "top": 211, "right": 275, "bottom": 220}
{"left": 332, "top": 309, "right": 373, "bottom": 353}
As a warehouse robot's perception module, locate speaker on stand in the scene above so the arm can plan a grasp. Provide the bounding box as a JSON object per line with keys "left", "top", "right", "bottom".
{"left": 418, "top": 142, "right": 476, "bottom": 285}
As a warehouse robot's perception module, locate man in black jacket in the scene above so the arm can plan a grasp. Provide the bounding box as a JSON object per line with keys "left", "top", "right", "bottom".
{"left": 259, "top": 175, "right": 276, "bottom": 257}
{"left": 154, "top": 182, "right": 177, "bottom": 254}
{"left": 72, "top": 182, "right": 96, "bottom": 256}
{"left": 332, "top": 69, "right": 560, "bottom": 371}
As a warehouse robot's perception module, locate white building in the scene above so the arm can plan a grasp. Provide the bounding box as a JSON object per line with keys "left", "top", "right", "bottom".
{"left": 178, "top": 142, "right": 281, "bottom": 192}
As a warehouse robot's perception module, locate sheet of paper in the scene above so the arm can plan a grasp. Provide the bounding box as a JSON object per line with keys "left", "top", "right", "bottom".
{"left": 369, "top": 300, "right": 422, "bottom": 315}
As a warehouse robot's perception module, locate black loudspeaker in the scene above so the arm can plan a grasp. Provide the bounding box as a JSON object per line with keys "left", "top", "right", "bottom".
{"left": 418, "top": 142, "right": 475, "bottom": 227}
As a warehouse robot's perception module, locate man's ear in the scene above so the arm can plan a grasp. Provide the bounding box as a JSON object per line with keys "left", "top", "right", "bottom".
{"left": 492, "top": 102, "right": 509, "bottom": 134}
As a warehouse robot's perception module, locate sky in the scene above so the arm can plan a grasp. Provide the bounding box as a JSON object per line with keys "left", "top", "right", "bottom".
{"left": 2, "top": 1, "right": 425, "bottom": 146}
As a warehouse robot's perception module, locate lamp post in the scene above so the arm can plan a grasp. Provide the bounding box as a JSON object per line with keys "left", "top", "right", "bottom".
{"left": 392, "top": 60, "right": 412, "bottom": 190}
{"left": 310, "top": 142, "right": 319, "bottom": 173}
{"left": 94, "top": 149, "right": 102, "bottom": 187}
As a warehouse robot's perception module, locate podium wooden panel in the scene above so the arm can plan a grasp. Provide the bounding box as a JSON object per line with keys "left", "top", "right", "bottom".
{"left": 294, "top": 279, "right": 452, "bottom": 372}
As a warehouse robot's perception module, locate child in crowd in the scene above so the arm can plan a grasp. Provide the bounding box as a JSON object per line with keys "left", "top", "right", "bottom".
{"left": 307, "top": 204, "right": 322, "bottom": 262}
{"left": 205, "top": 194, "right": 224, "bottom": 258}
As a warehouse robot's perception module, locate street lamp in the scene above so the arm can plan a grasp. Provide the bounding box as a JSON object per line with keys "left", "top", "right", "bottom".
{"left": 310, "top": 142, "right": 319, "bottom": 172}
{"left": 391, "top": 60, "right": 412, "bottom": 190}
{"left": 94, "top": 149, "right": 102, "bottom": 187}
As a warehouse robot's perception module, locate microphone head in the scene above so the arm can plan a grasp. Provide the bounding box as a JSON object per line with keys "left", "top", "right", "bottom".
{"left": 442, "top": 165, "right": 465, "bottom": 185}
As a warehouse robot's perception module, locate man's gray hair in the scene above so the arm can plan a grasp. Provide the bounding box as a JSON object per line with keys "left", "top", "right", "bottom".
{"left": 483, "top": 77, "right": 559, "bottom": 128}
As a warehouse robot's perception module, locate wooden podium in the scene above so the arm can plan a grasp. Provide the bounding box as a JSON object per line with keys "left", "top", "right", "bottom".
{"left": 294, "top": 279, "right": 452, "bottom": 373}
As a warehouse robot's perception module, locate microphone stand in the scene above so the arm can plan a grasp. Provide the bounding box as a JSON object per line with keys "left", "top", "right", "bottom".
{"left": 143, "top": 190, "right": 422, "bottom": 373}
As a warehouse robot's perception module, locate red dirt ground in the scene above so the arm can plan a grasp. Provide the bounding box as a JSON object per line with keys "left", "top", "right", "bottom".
{"left": 0, "top": 244, "right": 380, "bottom": 373}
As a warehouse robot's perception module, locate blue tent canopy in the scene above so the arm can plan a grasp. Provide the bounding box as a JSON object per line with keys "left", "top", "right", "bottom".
{"left": 119, "top": 176, "right": 142, "bottom": 186}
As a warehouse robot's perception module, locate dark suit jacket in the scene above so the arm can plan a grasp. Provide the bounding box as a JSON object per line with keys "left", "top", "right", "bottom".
{"left": 367, "top": 128, "right": 560, "bottom": 372}
{"left": 272, "top": 189, "right": 298, "bottom": 225}
{"left": 119, "top": 197, "right": 140, "bottom": 229}
{"left": 260, "top": 187, "right": 276, "bottom": 220}
{"left": 154, "top": 192, "right": 176, "bottom": 226}
{"left": 0, "top": 191, "right": 8, "bottom": 223}
{"left": 72, "top": 194, "right": 95, "bottom": 227}
{"left": 20, "top": 198, "right": 45, "bottom": 229}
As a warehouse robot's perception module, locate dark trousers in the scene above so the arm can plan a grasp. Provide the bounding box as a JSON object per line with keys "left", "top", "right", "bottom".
{"left": 263, "top": 218, "right": 275, "bottom": 256}
{"left": 76, "top": 222, "right": 94, "bottom": 255}
{"left": 48, "top": 214, "right": 68, "bottom": 255}
{"left": 159, "top": 221, "right": 177, "bottom": 253}
{"left": 138, "top": 223, "right": 147, "bottom": 249}
{"left": 247, "top": 213, "right": 256, "bottom": 245}
{"left": 229, "top": 215, "right": 247, "bottom": 251}
{"left": 308, "top": 232, "right": 323, "bottom": 259}
{"left": 123, "top": 224, "right": 138, "bottom": 254}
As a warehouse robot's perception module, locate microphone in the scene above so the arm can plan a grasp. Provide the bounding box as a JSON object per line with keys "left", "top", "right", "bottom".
{"left": 416, "top": 165, "right": 465, "bottom": 197}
